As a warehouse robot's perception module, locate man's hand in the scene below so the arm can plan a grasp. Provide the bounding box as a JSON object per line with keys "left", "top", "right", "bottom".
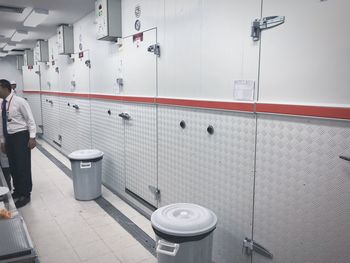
{"left": 0, "top": 143, "right": 5, "bottom": 154}
{"left": 28, "top": 138, "right": 36, "bottom": 150}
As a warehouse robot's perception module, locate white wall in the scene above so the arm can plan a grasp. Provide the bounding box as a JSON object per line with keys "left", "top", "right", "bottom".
{"left": 0, "top": 56, "right": 24, "bottom": 96}
{"left": 36, "top": 0, "right": 350, "bottom": 107}
{"left": 74, "top": 12, "right": 119, "bottom": 94}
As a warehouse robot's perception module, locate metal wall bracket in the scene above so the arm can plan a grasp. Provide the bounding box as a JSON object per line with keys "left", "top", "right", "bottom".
{"left": 117, "top": 78, "right": 123, "bottom": 88}
{"left": 147, "top": 44, "right": 161, "bottom": 57}
{"left": 251, "top": 16, "right": 285, "bottom": 41}
{"left": 242, "top": 237, "right": 273, "bottom": 259}
{"left": 148, "top": 185, "right": 161, "bottom": 201}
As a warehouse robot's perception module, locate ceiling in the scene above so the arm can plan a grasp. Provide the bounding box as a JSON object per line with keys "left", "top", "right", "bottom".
{"left": 0, "top": 0, "right": 95, "bottom": 51}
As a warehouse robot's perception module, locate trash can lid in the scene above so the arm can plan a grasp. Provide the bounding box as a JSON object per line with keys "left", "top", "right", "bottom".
{"left": 151, "top": 203, "right": 217, "bottom": 237}
{"left": 68, "top": 149, "right": 104, "bottom": 161}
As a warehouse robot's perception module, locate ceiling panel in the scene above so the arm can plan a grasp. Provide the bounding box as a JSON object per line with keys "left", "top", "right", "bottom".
{"left": 0, "top": 0, "right": 95, "bottom": 50}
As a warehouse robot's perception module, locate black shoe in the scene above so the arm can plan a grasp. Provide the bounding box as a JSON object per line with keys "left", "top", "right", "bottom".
{"left": 15, "top": 196, "right": 31, "bottom": 209}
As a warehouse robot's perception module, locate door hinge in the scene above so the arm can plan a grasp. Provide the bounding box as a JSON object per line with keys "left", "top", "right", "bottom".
{"left": 242, "top": 237, "right": 273, "bottom": 259}
{"left": 148, "top": 185, "right": 161, "bottom": 201}
{"left": 251, "top": 16, "right": 285, "bottom": 41}
{"left": 148, "top": 44, "right": 161, "bottom": 57}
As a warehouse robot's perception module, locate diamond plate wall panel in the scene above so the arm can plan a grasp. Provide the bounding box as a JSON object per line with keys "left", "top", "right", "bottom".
{"left": 75, "top": 98, "right": 92, "bottom": 150}
{"left": 253, "top": 115, "right": 350, "bottom": 263}
{"left": 124, "top": 103, "right": 158, "bottom": 207}
{"left": 91, "top": 99, "right": 125, "bottom": 193}
{"left": 24, "top": 94, "right": 42, "bottom": 133}
{"left": 41, "top": 95, "right": 59, "bottom": 143}
{"left": 158, "top": 106, "right": 256, "bottom": 263}
{"left": 50, "top": 96, "right": 60, "bottom": 144}
{"left": 41, "top": 95, "right": 51, "bottom": 142}
{"left": 59, "top": 97, "right": 77, "bottom": 155}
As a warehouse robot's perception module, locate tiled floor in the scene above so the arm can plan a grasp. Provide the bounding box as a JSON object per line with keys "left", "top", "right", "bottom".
{"left": 18, "top": 140, "right": 156, "bottom": 263}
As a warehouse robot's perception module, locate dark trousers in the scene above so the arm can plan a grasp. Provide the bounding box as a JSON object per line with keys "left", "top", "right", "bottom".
{"left": 1, "top": 167, "right": 11, "bottom": 190}
{"left": 5, "top": 130, "right": 32, "bottom": 197}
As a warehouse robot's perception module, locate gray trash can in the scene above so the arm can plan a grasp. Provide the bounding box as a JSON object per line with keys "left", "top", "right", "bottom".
{"left": 151, "top": 203, "right": 217, "bottom": 263}
{"left": 68, "top": 149, "right": 104, "bottom": 201}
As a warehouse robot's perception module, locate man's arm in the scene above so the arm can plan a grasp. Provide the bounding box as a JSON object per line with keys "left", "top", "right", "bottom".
{"left": 19, "top": 99, "right": 37, "bottom": 149}
{"left": 0, "top": 106, "right": 5, "bottom": 153}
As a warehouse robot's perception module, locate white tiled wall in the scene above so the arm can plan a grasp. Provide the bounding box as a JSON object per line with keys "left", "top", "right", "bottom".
{"left": 90, "top": 99, "right": 124, "bottom": 192}
{"left": 28, "top": 95, "right": 350, "bottom": 263}
{"left": 23, "top": 93, "right": 43, "bottom": 133}
{"left": 157, "top": 106, "right": 256, "bottom": 262}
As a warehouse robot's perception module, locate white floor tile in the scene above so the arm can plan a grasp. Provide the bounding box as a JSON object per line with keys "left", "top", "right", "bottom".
{"left": 102, "top": 232, "right": 139, "bottom": 253}
{"left": 81, "top": 252, "right": 121, "bottom": 263}
{"left": 73, "top": 239, "right": 111, "bottom": 261}
{"left": 39, "top": 248, "right": 80, "bottom": 263}
{"left": 114, "top": 243, "right": 154, "bottom": 263}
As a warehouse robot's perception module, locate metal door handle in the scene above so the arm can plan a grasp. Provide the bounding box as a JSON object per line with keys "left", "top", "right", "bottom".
{"left": 118, "top": 113, "right": 131, "bottom": 120}
{"left": 72, "top": 104, "right": 79, "bottom": 110}
{"left": 339, "top": 155, "right": 350, "bottom": 162}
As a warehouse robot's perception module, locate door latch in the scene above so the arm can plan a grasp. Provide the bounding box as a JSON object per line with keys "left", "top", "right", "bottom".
{"left": 148, "top": 185, "right": 161, "bottom": 201}
{"left": 72, "top": 104, "right": 79, "bottom": 110}
{"left": 118, "top": 112, "right": 131, "bottom": 120}
{"left": 251, "top": 16, "right": 285, "bottom": 41}
{"left": 148, "top": 44, "right": 161, "bottom": 57}
{"left": 339, "top": 155, "right": 350, "bottom": 162}
{"left": 242, "top": 237, "right": 273, "bottom": 259}
{"left": 85, "top": 60, "right": 91, "bottom": 68}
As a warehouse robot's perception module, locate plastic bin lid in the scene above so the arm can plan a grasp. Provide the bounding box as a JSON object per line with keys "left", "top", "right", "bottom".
{"left": 151, "top": 203, "right": 217, "bottom": 237}
{"left": 68, "top": 149, "right": 104, "bottom": 161}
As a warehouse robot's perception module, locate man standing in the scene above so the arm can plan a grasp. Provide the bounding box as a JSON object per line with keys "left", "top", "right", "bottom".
{"left": 10, "top": 81, "right": 17, "bottom": 92}
{"left": 0, "top": 79, "right": 36, "bottom": 208}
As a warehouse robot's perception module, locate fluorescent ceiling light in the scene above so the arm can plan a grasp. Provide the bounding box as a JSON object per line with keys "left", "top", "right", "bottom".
{"left": 23, "top": 8, "right": 49, "bottom": 27}
{"left": 11, "top": 30, "right": 28, "bottom": 42}
{"left": 0, "top": 52, "right": 8, "bottom": 57}
{"left": 3, "top": 44, "right": 16, "bottom": 51}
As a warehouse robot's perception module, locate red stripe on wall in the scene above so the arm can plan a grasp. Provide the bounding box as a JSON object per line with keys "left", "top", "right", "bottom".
{"left": 22, "top": 90, "right": 41, "bottom": 94}
{"left": 23, "top": 91, "right": 350, "bottom": 120}
{"left": 156, "top": 98, "right": 254, "bottom": 112}
{"left": 256, "top": 103, "right": 350, "bottom": 120}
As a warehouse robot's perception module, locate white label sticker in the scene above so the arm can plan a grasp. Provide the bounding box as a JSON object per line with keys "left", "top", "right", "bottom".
{"left": 234, "top": 80, "right": 255, "bottom": 101}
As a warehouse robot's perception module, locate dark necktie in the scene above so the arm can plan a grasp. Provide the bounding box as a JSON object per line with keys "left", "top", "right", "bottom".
{"left": 2, "top": 100, "right": 8, "bottom": 138}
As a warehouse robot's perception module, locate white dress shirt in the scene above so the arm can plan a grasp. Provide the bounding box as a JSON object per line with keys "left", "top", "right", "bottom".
{"left": 0, "top": 91, "right": 36, "bottom": 143}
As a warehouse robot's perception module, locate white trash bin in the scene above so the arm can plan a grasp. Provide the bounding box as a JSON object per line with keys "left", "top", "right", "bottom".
{"left": 68, "top": 149, "right": 104, "bottom": 201}
{"left": 151, "top": 203, "right": 217, "bottom": 263}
